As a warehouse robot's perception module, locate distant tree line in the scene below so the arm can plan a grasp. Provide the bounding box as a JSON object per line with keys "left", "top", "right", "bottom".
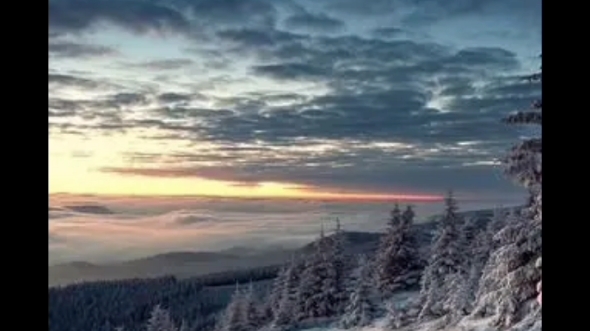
{"left": 49, "top": 265, "right": 280, "bottom": 331}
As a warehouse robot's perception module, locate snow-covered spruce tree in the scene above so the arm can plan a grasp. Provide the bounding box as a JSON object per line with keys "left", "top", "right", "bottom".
{"left": 470, "top": 62, "right": 542, "bottom": 328}
{"left": 459, "top": 216, "right": 479, "bottom": 248}
{"left": 340, "top": 254, "right": 379, "bottom": 328}
{"left": 266, "top": 263, "right": 289, "bottom": 321}
{"left": 398, "top": 205, "right": 423, "bottom": 287}
{"left": 295, "top": 227, "right": 333, "bottom": 321}
{"left": 418, "top": 191, "right": 464, "bottom": 321}
{"left": 535, "top": 257, "right": 541, "bottom": 307}
{"left": 146, "top": 304, "right": 178, "bottom": 331}
{"left": 385, "top": 301, "right": 403, "bottom": 330}
{"left": 178, "top": 320, "right": 188, "bottom": 331}
{"left": 373, "top": 203, "right": 403, "bottom": 295}
{"left": 374, "top": 204, "right": 422, "bottom": 298}
{"left": 464, "top": 208, "right": 509, "bottom": 300}
{"left": 325, "top": 218, "right": 350, "bottom": 315}
{"left": 442, "top": 215, "right": 485, "bottom": 319}
{"left": 298, "top": 226, "right": 346, "bottom": 321}
{"left": 217, "top": 284, "right": 247, "bottom": 331}
{"left": 485, "top": 208, "right": 510, "bottom": 251}
{"left": 273, "top": 259, "right": 303, "bottom": 327}
{"left": 384, "top": 298, "right": 423, "bottom": 331}
{"left": 443, "top": 271, "right": 472, "bottom": 322}
{"left": 503, "top": 66, "right": 542, "bottom": 223}
{"left": 240, "top": 282, "right": 265, "bottom": 331}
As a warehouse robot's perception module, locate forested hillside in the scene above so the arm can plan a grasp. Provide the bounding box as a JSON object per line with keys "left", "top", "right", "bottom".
{"left": 49, "top": 268, "right": 278, "bottom": 331}
{"left": 48, "top": 208, "right": 501, "bottom": 331}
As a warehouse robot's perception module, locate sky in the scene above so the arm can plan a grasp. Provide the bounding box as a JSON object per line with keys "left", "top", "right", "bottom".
{"left": 48, "top": 0, "right": 542, "bottom": 201}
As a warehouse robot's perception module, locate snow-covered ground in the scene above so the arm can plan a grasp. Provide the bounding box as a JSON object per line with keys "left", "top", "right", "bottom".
{"left": 295, "top": 315, "right": 500, "bottom": 331}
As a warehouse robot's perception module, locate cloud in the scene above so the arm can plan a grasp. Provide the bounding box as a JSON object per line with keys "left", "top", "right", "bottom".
{"left": 48, "top": 195, "right": 515, "bottom": 264}
{"left": 252, "top": 62, "right": 330, "bottom": 80}
{"left": 127, "top": 59, "right": 195, "bottom": 70}
{"left": 47, "top": 200, "right": 329, "bottom": 264}
{"left": 48, "top": 73, "right": 103, "bottom": 89}
{"left": 173, "top": 214, "right": 216, "bottom": 226}
{"left": 185, "top": 0, "right": 277, "bottom": 28}
{"left": 215, "top": 28, "right": 304, "bottom": 49}
{"left": 371, "top": 27, "right": 406, "bottom": 39}
{"left": 323, "top": 0, "right": 539, "bottom": 21}
{"left": 49, "top": 0, "right": 278, "bottom": 38}
{"left": 49, "top": 40, "right": 119, "bottom": 58}
{"left": 49, "top": 0, "right": 190, "bottom": 36}
{"left": 157, "top": 92, "right": 205, "bottom": 103}
{"left": 53, "top": 35, "right": 538, "bottom": 196}
{"left": 284, "top": 11, "right": 345, "bottom": 32}
{"left": 49, "top": 0, "right": 541, "bottom": 200}
{"left": 100, "top": 151, "right": 515, "bottom": 196}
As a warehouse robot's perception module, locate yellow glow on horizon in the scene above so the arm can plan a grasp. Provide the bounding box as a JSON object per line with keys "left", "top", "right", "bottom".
{"left": 49, "top": 171, "right": 442, "bottom": 201}
{"left": 49, "top": 133, "right": 442, "bottom": 202}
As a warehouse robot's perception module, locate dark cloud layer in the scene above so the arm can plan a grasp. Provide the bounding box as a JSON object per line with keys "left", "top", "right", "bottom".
{"left": 128, "top": 59, "right": 195, "bottom": 70}
{"left": 284, "top": 11, "right": 345, "bottom": 32}
{"left": 49, "top": 0, "right": 190, "bottom": 35}
{"left": 49, "top": 0, "right": 277, "bottom": 37}
{"left": 49, "top": 40, "right": 119, "bottom": 58}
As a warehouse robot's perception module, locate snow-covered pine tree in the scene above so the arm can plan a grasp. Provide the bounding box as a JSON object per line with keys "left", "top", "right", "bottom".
{"left": 459, "top": 216, "right": 478, "bottom": 248}
{"left": 373, "top": 204, "right": 421, "bottom": 298}
{"left": 418, "top": 191, "right": 464, "bottom": 321}
{"left": 296, "top": 228, "right": 331, "bottom": 321}
{"left": 443, "top": 271, "right": 471, "bottom": 322}
{"left": 502, "top": 65, "right": 542, "bottom": 223}
{"left": 442, "top": 215, "right": 483, "bottom": 317}
{"left": 465, "top": 208, "right": 509, "bottom": 301}
{"left": 146, "top": 304, "right": 178, "bottom": 331}
{"left": 372, "top": 203, "right": 402, "bottom": 295}
{"left": 344, "top": 252, "right": 361, "bottom": 297}
{"left": 273, "top": 259, "right": 303, "bottom": 326}
{"left": 483, "top": 208, "right": 509, "bottom": 252}
{"left": 267, "top": 264, "right": 289, "bottom": 321}
{"left": 217, "top": 284, "right": 247, "bottom": 331}
{"left": 535, "top": 257, "right": 541, "bottom": 307}
{"left": 178, "top": 320, "right": 188, "bottom": 331}
{"left": 325, "top": 217, "right": 350, "bottom": 315}
{"left": 295, "top": 223, "right": 348, "bottom": 321}
{"left": 491, "top": 208, "right": 509, "bottom": 232}
{"left": 243, "top": 281, "right": 263, "bottom": 331}
{"left": 384, "top": 301, "right": 406, "bottom": 330}
{"left": 398, "top": 205, "right": 423, "bottom": 287}
{"left": 340, "top": 254, "right": 379, "bottom": 328}
{"left": 470, "top": 60, "right": 542, "bottom": 328}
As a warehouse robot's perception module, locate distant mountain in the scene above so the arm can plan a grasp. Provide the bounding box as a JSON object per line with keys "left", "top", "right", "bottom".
{"left": 49, "top": 248, "right": 293, "bottom": 287}
{"left": 49, "top": 207, "right": 507, "bottom": 287}
{"left": 300, "top": 231, "right": 382, "bottom": 255}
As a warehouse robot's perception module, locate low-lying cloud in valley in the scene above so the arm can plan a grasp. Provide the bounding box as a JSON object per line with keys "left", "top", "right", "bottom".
{"left": 48, "top": 195, "right": 523, "bottom": 265}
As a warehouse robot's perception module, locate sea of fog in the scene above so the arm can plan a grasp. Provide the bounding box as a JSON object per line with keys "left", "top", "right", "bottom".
{"left": 49, "top": 196, "right": 522, "bottom": 265}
